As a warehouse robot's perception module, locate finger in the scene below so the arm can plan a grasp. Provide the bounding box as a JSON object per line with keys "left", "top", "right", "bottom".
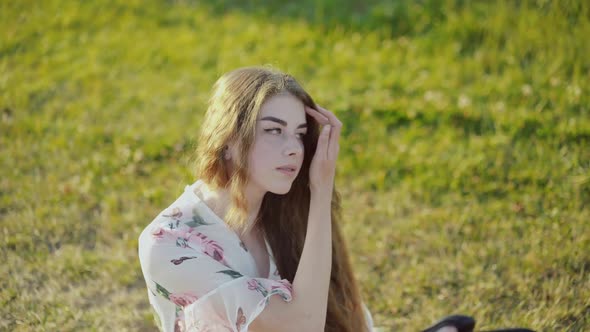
{"left": 305, "top": 106, "right": 330, "bottom": 125}
{"left": 305, "top": 107, "right": 330, "bottom": 126}
{"left": 314, "top": 106, "right": 341, "bottom": 160}
{"left": 315, "top": 105, "right": 342, "bottom": 129}
{"left": 327, "top": 132, "right": 340, "bottom": 161}
{"left": 317, "top": 124, "right": 331, "bottom": 160}
{"left": 306, "top": 105, "right": 341, "bottom": 160}
{"left": 327, "top": 135, "right": 340, "bottom": 161}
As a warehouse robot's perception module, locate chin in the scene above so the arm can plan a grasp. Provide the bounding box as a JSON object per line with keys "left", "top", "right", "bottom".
{"left": 268, "top": 182, "right": 294, "bottom": 195}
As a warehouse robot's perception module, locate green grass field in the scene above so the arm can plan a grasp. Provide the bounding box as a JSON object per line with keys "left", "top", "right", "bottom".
{"left": 1, "top": 0, "right": 589, "bottom": 330}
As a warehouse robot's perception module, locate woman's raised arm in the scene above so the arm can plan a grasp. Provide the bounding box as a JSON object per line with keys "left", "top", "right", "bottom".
{"left": 250, "top": 105, "right": 342, "bottom": 332}
{"left": 249, "top": 193, "right": 332, "bottom": 332}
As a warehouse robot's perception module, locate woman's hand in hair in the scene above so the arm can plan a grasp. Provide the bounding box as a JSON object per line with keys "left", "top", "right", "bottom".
{"left": 305, "top": 105, "right": 342, "bottom": 197}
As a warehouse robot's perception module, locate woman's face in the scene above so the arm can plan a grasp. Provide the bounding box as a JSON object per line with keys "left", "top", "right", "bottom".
{"left": 230, "top": 93, "right": 307, "bottom": 196}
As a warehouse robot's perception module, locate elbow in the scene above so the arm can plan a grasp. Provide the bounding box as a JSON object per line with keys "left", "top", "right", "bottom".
{"left": 252, "top": 296, "right": 326, "bottom": 332}
{"left": 273, "top": 309, "right": 324, "bottom": 332}
{"left": 283, "top": 322, "right": 323, "bottom": 332}
{"left": 293, "top": 311, "right": 325, "bottom": 332}
{"left": 254, "top": 319, "right": 322, "bottom": 332}
{"left": 307, "top": 323, "right": 326, "bottom": 332}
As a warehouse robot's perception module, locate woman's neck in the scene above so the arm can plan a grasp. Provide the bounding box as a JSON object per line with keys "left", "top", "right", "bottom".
{"left": 198, "top": 180, "right": 265, "bottom": 234}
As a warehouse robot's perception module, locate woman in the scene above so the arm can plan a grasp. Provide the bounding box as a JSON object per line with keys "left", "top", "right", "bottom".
{"left": 138, "top": 66, "right": 372, "bottom": 332}
{"left": 137, "top": 66, "right": 487, "bottom": 332}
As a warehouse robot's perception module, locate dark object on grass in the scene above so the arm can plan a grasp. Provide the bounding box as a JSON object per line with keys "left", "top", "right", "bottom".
{"left": 421, "top": 314, "right": 536, "bottom": 332}
{"left": 481, "top": 329, "right": 536, "bottom": 332}
{"left": 421, "top": 314, "right": 476, "bottom": 332}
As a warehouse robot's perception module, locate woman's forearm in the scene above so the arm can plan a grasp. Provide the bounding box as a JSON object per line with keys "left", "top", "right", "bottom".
{"left": 249, "top": 192, "right": 333, "bottom": 332}
{"left": 290, "top": 191, "right": 333, "bottom": 331}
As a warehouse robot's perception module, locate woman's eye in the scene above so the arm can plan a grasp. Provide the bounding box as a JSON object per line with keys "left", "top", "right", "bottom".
{"left": 264, "top": 128, "right": 282, "bottom": 134}
{"left": 264, "top": 128, "right": 306, "bottom": 139}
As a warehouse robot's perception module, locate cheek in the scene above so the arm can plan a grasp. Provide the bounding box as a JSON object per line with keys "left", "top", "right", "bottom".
{"left": 256, "top": 136, "right": 283, "bottom": 151}
{"left": 248, "top": 140, "right": 275, "bottom": 170}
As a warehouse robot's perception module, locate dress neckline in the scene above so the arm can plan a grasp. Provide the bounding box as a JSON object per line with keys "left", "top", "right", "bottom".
{"left": 184, "top": 179, "right": 274, "bottom": 278}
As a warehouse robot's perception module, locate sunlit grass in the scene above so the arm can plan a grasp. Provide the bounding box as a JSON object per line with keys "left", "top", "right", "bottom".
{"left": 1, "top": 0, "right": 589, "bottom": 330}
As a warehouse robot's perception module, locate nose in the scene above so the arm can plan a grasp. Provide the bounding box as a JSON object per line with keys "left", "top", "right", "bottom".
{"left": 283, "top": 135, "right": 303, "bottom": 157}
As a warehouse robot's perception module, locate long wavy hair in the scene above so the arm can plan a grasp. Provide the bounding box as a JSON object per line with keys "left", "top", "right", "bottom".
{"left": 192, "top": 66, "right": 368, "bottom": 332}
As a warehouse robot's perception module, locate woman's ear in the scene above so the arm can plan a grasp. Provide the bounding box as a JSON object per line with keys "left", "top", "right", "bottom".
{"left": 223, "top": 145, "right": 231, "bottom": 160}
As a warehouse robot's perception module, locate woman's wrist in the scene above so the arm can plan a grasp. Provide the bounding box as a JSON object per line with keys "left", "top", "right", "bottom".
{"left": 308, "top": 189, "right": 333, "bottom": 229}
{"left": 310, "top": 187, "right": 332, "bottom": 204}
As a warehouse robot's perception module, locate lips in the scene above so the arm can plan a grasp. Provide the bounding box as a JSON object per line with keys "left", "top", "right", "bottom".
{"left": 276, "top": 164, "right": 298, "bottom": 176}
{"left": 276, "top": 166, "right": 297, "bottom": 171}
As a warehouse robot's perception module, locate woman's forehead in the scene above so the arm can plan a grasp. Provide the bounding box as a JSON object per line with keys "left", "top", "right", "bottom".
{"left": 258, "top": 94, "right": 306, "bottom": 124}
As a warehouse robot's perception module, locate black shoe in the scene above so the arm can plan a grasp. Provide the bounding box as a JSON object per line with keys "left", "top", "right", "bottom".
{"left": 481, "top": 329, "right": 535, "bottom": 332}
{"left": 422, "top": 314, "right": 476, "bottom": 332}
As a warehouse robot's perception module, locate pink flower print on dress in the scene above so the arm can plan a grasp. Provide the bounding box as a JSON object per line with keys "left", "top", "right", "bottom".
{"left": 188, "top": 232, "right": 228, "bottom": 266}
{"left": 152, "top": 224, "right": 192, "bottom": 248}
{"left": 151, "top": 225, "right": 178, "bottom": 243}
{"left": 152, "top": 226, "right": 165, "bottom": 237}
{"left": 169, "top": 292, "right": 199, "bottom": 307}
{"left": 270, "top": 279, "right": 293, "bottom": 301}
{"left": 247, "top": 279, "right": 259, "bottom": 291}
{"left": 173, "top": 310, "right": 185, "bottom": 332}
{"left": 152, "top": 223, "right": 229, "bottom": 265}
{"left": 235, "top": 307, "right": 247, "bottom": 331}
{"left": 246, "top": 279, "right": 269, "bottom": 298}
{"left": 177, "top": 227, "right": 196, "bottom": 241}
{"left": 271, "top": 279, "right": 293, "bottom": 294}
{"left": 152, "top": 222, "right": 193, "bottom": 238}
{"left": 162, "top": 207, "right": 183, "bottom": 220}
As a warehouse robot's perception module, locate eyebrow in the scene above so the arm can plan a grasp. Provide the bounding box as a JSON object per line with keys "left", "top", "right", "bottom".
{"left": 260, "top": 116, "right": 307, "bottom": 129}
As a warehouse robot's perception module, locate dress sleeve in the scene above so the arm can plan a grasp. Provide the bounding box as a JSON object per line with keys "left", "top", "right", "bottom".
{"left": 362, "top": 301, "right": 375, "bottom": 331}
{"left": 139, "top": 221, "right": 293, "bottom": 332}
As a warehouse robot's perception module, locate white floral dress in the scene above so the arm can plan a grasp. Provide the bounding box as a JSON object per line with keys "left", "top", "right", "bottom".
{"left": 138, "top": 179, "right": 374, "bottom": 331}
